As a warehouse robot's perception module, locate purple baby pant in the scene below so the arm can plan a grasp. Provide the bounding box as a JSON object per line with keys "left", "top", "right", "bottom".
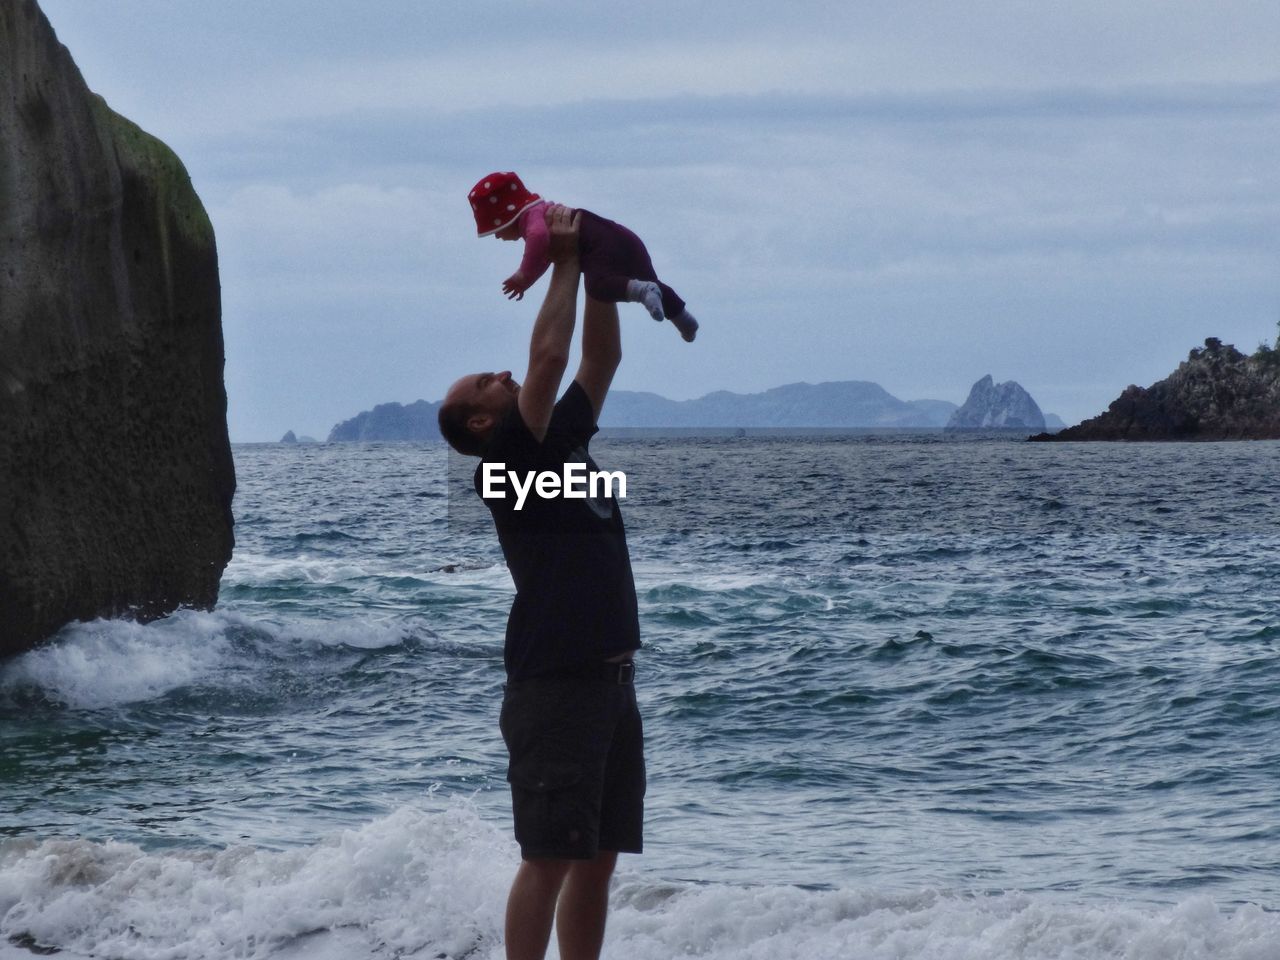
{"left": 577, "top": 209, "right": 686, "bottom": 319}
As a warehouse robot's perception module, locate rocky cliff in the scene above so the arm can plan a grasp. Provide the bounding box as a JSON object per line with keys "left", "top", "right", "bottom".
{"left": 0, "top": 0, "right": 235, "bottom": 656}
{"left": 1031, "top": 338, "right": 1280, "bottom": 441}
{"left": 946, "top": 375, "right": 1046, "bottom": 431}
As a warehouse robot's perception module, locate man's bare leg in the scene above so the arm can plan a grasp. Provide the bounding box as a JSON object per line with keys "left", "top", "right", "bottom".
{"left": 504, "top": 852, "right": 618, "bottom": 960}
{"left": 505, "top": 859, "right": 571, "bottom": 960}
{"left": 556, "top": 851, "right": 618, "bottom": 960}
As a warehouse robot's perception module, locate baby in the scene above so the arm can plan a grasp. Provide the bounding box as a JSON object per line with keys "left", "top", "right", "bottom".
{"left": 468, "top": 171, "right": 698, "bottom": 342}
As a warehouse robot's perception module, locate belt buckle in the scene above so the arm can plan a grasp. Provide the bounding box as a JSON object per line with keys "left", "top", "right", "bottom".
{"left": 615, "top": 661, "right": 635, "bottom": 684}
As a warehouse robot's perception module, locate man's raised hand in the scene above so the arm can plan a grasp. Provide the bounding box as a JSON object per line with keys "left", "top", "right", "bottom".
{"left": 544, "top": 204, "right": 581, "bottom": 264}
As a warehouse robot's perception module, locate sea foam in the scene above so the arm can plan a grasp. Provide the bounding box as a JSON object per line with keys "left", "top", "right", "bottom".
{"left": 0, "top": 607, "right": 418, "bottom": 710}
{"left": 2, "top": 804, "right": 1276, "bottom": 960}
{"left": 0, "top": 805, "right": 510, "bottom": 960}
{"left": 0, "top": 610, "right": 237, "bottom": 709}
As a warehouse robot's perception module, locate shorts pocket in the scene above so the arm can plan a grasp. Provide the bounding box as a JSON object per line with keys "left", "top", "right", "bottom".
{"left": 507, "top": 757, "right": 583, "bottom": 794}
{"left": 508, "top": 756, "right": 595, "bottom": 858}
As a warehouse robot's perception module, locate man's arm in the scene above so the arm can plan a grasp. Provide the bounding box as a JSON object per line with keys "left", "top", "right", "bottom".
{"left": 573, "top": 298, "right": 621, "bottom": 422}
{"left": 517, "top": 206, "right": 581, "bottom": 442}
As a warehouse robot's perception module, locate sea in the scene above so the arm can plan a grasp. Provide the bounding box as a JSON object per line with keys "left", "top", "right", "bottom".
{"left": 2, "top": 435, "right": 1279, "bottom": 960}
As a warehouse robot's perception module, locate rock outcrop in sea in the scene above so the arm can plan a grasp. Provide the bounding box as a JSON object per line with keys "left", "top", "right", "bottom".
{"left": 0, "top": 0, "right": 235, "bottom": 657}
{"left": 1031, "top": 338, "right": 1280, "bottom": 441}
{"left": 946, "top": 375, "right": 1046, "bottom": 431}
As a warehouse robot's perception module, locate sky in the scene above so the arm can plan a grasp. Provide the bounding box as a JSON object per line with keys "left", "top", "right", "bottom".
{"left": 39, "top": 0, "right": 1280, "bottom": 442}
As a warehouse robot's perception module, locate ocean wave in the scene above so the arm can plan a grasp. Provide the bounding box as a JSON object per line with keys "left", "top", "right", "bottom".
{"left": 1, "top": 805, "right": 1276, "bottom": 960}
{"left": 0, "top": 609, "right": 429, "bottom": 710}
{"left": 223, "top": 551, "right": 380, "bottom": 586}
{"left": 226, "top": 548, "right": 508, "bottom": 578}
{"left": 0, "top": 610, "right": 240, "bottom": 710}
{"left": 0, "top": 804, "right": 510, "bottom": 960}
{"left": 609, "top": 884, "right": 1280, "bottom": 960}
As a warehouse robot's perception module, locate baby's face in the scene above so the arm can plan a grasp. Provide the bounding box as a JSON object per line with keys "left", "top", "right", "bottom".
{"left": 495, "top": 222, "right": 521, "bottom": 241}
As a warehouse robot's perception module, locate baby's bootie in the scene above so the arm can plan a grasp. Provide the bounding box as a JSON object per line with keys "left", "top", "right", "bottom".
{"left": 626, "top": 280, "right": 666, "bottom": 322}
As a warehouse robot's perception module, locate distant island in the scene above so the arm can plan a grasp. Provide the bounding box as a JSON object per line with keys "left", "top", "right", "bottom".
{"left": 324, "top": 377, "right": 1065, "bottom": 441}
{"left": 328, "top": 400, "right": 441, "bottom": 442}
{"left": 1031, "top": 337, "right": 1280, "bottom": 441}
{"left": 597, "top": 381, "right": 958, "bottom": 429}
{"left": 326, "top": 381, "right": 959, "bottom": 441}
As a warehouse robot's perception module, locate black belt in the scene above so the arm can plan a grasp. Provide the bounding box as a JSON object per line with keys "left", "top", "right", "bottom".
{"left": 581, "top": 659, "right": 635, "bottom": 684}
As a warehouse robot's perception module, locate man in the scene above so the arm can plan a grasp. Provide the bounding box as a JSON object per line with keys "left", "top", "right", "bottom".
{"left": 438, "top": 205, "right": 644, "bottom": 960}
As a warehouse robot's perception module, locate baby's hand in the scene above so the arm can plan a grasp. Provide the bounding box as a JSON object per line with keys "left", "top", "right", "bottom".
{"left": 502, "top": 272, "right": 528, "bottom": 300}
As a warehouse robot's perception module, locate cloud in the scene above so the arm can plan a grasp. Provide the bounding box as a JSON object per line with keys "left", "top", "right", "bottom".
{"left": 34, "top": 1, "right": 1280, "bottom": 439}
{"left": 200, "top": 79, "right": 1279, "bottom": 437}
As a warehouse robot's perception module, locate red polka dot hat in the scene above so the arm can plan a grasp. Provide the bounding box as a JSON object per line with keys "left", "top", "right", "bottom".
{"left": 468, "top": 171, "right": 543, "bottom": 237}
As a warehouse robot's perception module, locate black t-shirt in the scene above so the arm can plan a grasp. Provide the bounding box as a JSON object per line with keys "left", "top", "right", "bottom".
{"left": 475, "top": 381, "right": 641, "bottom": 680}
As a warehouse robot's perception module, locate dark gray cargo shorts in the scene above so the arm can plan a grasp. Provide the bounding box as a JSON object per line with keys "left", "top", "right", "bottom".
{"left": 499, "top": 672, "right": 645, "bottom": 860}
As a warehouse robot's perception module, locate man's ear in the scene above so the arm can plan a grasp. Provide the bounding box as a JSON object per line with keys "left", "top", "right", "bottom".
{"left": 466, "top": 412, "right": 495, "bottom": 436}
